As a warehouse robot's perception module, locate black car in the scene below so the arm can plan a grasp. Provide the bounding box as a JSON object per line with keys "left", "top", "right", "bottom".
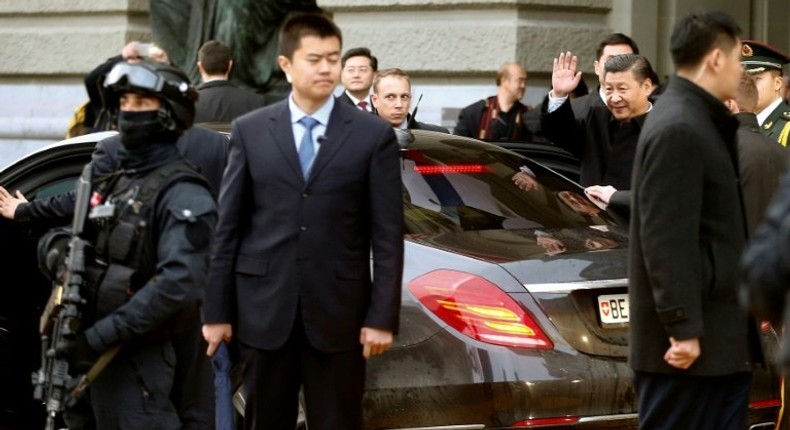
{"left": 0, "top": 129, "right": 781, "bottom": 429}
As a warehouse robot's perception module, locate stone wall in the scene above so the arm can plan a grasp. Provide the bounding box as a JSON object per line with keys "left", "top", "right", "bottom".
{"left": 0, "top": 0, "right": 788, "bottom": 154}
{"left": 0, "top": 0, "right": 151, "bottom": 162}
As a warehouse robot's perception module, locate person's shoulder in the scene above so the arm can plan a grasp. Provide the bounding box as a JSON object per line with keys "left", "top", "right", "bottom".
{"left": 235, "top": 99, "right": 285, "bottom": 126}
{"left": 181, "top": 126, "right": 229, "bottom": 150}
{"left": 335, "top": 100, "right": 389, "bottom": 128}
{"left": 460, "top": 98, "right": 487, "bottom": 112}
{"left": 414, "top": 121, "right": 449, "bottom": 133}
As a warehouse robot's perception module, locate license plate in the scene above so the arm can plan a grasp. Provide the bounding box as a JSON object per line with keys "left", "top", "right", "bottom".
{"left": 598, "top": 294, "right": 629, "bottom": 324}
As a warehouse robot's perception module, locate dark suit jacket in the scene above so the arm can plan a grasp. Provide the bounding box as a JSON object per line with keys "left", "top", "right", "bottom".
{"left": 336, "top": 91, "right": 374, "bottom": 113}
{"left": 92, "top": 126, "right": 229, "bottom": 196}
{"left": 735, "top": 112, "right": 788, "bottom": 236}
{"left": 203, "top": 99, "right": 404, "bottom": 353}
{"left": 570, "top": 86, "right": 606, "bottom": 120}
{"left": 194, "top": 80, "right": 265, "bottom": 123}
{"left": 454, "top": 98, "right": 532, "bottom": 141}
{"left": 406, "top": 114, "right": 449, "bottom": 133}
{"left": 629, "top": 76, "right": 758, "bottom": 376}
{"left": 541, "top": 96, "right": 645, "bottom": 190}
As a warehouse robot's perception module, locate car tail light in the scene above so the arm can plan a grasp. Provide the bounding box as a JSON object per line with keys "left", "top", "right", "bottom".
{"left": 414, "top": 164, "right": 486, "bottom": 175}
{"left": 512, "top": 416, "right": 580, "bottom": 427}
{"left": 408, "top": 269, "right": 553, "bottom": 349}
{"left": 749, "top": 399, "right": 781, "bottom": 409}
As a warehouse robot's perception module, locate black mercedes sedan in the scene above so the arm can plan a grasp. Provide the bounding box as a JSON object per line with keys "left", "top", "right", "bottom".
{"left": 0, "top": 129, "right": 781, "bottom": 429}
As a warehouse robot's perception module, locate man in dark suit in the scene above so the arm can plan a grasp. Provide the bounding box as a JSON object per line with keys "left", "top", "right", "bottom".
{"left": 337, "top": 47, "right": 377, "bottom": 112}
{"left": 542, "top": 53, "right": 656, "bottom": 222}
{"left": 201, "top": 12, "right": 404, "bottom": 430}
{"left": 629, "top": 11, "right": 761, "bottom": 429}
{"left": 194, "top": 40, "right": 266, "bottom": 123}
{"left": 371, "top": 68, "right": 448, "bottom": 133}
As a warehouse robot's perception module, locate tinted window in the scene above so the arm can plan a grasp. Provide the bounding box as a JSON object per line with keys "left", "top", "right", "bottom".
{"left": 401, "top": 141, "right": 617, "bottom": 236}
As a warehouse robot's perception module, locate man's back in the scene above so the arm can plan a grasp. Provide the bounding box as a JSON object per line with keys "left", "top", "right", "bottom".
{"left": 629, "top": 76, "right": 751, "bottom": 376}
{"left": 194, "top": 80, "right": 265, "bottom": 123}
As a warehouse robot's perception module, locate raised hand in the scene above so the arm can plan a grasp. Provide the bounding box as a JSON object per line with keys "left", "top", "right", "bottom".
{"left": 552, "top": 51, "right": 583, "bottom": 99}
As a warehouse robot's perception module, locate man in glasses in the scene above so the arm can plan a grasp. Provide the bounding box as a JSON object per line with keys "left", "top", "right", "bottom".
{"left": 371, "top": 68, "right": 448, "bottom": 132}
{"left": 52, "top": 60, "right": 216, "bottom": 429}
{"left": 338, "top": 46, "right": 377, "bottom": 113}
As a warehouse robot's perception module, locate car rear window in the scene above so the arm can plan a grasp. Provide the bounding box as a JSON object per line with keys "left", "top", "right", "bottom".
{"left": 401, "top": 143, "right": 618, "bottom": 235}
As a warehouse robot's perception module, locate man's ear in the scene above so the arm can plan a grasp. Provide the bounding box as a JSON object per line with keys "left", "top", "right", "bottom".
{"left": 773, "top": 73, "right": 784, "bottom": 92}
{"left": 226, "top": 60, "right": 234, "bottom": 77}
{"left": 707, "top": 48, "right": 724, "bottom": 73}
{"left": 593, "top": 60, "right": 601, "bottom": 77}
{"left": 278, "top": 55, "right": 292, "bottom": 83}
{"left": 197, "top": 61, "right": 205, "bottom": 74}
{"left": 370, "top": 93, "right": 379, "bottom": 109}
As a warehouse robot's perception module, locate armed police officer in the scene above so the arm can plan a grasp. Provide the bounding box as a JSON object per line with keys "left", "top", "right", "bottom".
{"left": 56, "top": 60, "right": 217, "bottom": 429}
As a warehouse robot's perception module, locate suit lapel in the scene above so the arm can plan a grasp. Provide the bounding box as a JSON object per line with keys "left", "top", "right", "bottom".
{"left": 267, "top": 103, "right": 303, "bottom": 181}
{"left": 307, "top": 103, "right": 352, "bottom": 183}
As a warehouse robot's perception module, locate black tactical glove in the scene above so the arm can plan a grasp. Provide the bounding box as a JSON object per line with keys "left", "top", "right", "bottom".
{"left": 53, "top": 334, "right": 100, "bottom": 374}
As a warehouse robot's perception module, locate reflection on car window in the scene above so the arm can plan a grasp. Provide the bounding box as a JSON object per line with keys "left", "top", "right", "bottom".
{"left": 401, "top": 142, "right": 617, "bottom": 236}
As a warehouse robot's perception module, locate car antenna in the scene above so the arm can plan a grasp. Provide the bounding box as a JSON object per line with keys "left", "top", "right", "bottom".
{"left": 407, "top": 93, "right": 424, "bottom": 129}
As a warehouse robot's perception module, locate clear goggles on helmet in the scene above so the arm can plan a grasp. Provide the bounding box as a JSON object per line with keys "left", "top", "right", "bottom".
{"left": 103, "top": 62, "right": 165, "bottom": 93}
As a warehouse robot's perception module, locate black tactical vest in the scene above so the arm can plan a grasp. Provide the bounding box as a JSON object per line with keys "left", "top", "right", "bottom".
{"left": 86, "top": 159, "right": 207, "bottom": 320}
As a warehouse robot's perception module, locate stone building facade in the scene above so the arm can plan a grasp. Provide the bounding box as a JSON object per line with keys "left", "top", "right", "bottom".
{"left": 0, "top": 0, "right": 788, "bottom": 156}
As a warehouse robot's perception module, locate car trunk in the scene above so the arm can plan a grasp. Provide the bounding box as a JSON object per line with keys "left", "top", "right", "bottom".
{"left": 409, "top": 227, "right": 630, "bottom": 358}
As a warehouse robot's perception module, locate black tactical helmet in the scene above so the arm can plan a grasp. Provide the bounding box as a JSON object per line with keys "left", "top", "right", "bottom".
{"left": 102, "top": 60, "right": 199, "bottom": 130}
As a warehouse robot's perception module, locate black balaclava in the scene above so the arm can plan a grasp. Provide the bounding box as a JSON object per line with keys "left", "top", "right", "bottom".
{"left": 118, "top": 104, "right": 180, "bottom": 150}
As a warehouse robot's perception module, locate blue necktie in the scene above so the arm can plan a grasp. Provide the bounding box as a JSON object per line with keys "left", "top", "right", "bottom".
{"left": 298, "top": 116, "right": 319, "bottom": 179}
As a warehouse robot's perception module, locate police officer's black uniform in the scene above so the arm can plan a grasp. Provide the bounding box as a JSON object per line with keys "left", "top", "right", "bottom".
{"left": 58, "top": 61, "right": 217, "bottom": 429}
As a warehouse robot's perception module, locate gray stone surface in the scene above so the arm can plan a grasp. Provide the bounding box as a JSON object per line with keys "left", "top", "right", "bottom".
{"left": 0, "top": 0, "right": 788, "bottom": 150}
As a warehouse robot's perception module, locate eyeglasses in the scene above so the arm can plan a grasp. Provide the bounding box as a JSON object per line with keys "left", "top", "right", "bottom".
{"left": 343, "top": 66, "right": 371, "bottom": 74}
{"left": 381, "top": 94, "right": 411, "bottom": 103}
{"left": 104, "top": 62, "right": 164, "bottom": 92}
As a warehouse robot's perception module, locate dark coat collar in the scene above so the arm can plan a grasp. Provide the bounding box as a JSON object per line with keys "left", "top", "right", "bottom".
{"left": 197, "top": 79, "right": 237, "bottom": 91}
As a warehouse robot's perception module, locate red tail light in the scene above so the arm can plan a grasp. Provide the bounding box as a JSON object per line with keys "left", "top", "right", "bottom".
{"left": 414, "top": 164, "right": 486, "bottom": 174}
{"left": 513, "top": 416, "right": 580, "bottom": 427}
{"left": 749, "top": 399, "right": 781, "bottom": 409}
{"left": 408, "top": 269, "right": 553, "bottom": 349}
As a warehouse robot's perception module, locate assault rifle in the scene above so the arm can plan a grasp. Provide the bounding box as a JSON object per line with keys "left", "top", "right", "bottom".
{"left": 32, "top": 164, "right": 93, "bottom": 430}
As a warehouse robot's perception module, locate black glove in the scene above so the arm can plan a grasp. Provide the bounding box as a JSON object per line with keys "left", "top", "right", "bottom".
{"left": 53, "top": 334, "right": 100, "bottom": 374}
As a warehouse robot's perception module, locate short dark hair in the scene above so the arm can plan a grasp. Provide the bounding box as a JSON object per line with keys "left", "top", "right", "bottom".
{"left": 604, "top": 54, "right": 656, "bottom": 85}
{"left": 342, "top": 47, "right": 378, "bottom": 71}
{"left": 595, "top": 33, "right": 640, "bottom": 61}
{"left": 372, "top": 68, "right": 410, "bottom": 93}
{"left": 278, "top": 12, "right": 342, "bottom": 60}
{"left": 670, "top": 10, "right": 741, "bottom": 69}
{"left": 198, "top": 40, "right": 232, "bottom": 75}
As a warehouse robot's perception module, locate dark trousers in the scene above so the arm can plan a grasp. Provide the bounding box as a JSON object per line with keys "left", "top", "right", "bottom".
{"left": 240, "top": 316, "right": 366, "bottom": 430}
{"left": 634, "top": 370, "right": 752, "bottom": 430}
{"left": 90, "top": 342, "right": 181, "bottom": 430}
